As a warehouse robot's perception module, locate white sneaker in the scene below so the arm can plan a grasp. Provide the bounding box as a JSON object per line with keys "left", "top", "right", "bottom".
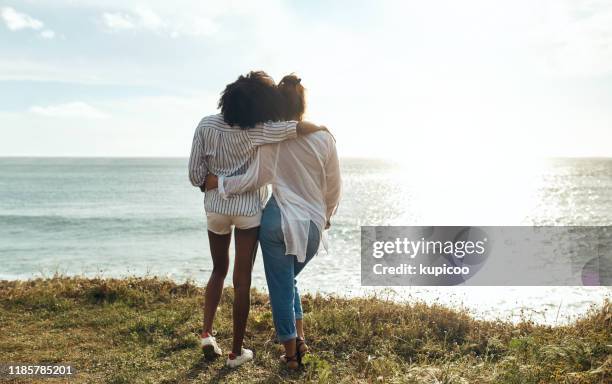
{"left": 226, "top": 348, "right": 254, "bottom": 368}
{"left": 200, "top": 332, "right": 222, "bottom": 360}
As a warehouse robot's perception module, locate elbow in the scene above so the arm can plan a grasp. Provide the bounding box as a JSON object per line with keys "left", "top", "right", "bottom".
{"left": 188, "top": 173, "right": 200, "bottom": 188}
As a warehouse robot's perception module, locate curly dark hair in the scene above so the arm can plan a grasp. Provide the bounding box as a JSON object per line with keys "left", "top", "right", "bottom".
{"left": 218, "top": 71, "right": 283, "bottom": 129}
{"left": 278, "top": 74, "right": 306, "bottom": 121}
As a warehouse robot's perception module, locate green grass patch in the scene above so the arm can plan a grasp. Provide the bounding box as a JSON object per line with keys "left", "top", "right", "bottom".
{"left": 0, "top": 277, "right": 609, "bottom": 383}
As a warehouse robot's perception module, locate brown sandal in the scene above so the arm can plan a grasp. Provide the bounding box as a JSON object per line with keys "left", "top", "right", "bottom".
{"left": 283, "top": 353, "right": 300, "bottom": 370}
{"left": 280, "top": 338, "right": 309, "bottom": 369}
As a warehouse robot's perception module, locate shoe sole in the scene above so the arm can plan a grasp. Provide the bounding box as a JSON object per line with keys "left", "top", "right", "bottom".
{"left": 226, "top": 357, "right": 253, "bottom": 368}
{"left": 202, "top": 344, "right": 221, "bottom": 360}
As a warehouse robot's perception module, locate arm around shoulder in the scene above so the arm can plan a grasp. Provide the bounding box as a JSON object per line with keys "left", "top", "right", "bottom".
{"left": 296, "top": 121, "right": 328, "bottom": 135}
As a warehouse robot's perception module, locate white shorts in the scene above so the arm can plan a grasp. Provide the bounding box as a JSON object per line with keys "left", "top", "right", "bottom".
{"left": 206, "top": 211, "right": 262, "bottom": 235}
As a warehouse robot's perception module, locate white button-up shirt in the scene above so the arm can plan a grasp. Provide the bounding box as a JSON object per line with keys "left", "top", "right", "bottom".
{"left": 219, "top": 131, "right": 342, "bottom": 261}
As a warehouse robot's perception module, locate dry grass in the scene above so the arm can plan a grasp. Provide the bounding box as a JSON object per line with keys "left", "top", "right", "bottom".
{"left": 0, "top": 277, "right": 609, "bottom": 383}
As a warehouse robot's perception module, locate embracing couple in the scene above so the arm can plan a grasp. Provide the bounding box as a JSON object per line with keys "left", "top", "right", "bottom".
{"left": 188, "top": 71, "right": 342, "bottom": 370}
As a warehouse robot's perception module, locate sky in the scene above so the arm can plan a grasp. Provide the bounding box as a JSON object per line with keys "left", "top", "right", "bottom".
{"left": 0, "top": 0, "right": 611, "bottom": 158}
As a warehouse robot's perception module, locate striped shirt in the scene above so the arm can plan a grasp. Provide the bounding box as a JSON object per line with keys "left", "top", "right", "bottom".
{"left": 188, "top": 113, "right": 297, "bottom": 216}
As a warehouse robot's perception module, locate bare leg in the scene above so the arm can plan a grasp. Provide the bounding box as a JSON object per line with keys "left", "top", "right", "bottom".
{"left": 296, "top": 319, "right": 304, "bottom": 340}
{"left": 231, "top": 226, "right": 259, "bottom": 355}
{"left": 203, "top": 231, "right": 231, "bottom": 334}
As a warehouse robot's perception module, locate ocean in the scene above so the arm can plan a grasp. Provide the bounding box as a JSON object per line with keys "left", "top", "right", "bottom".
{"left": 0, "top": 157, "right": 610, "bottom": 324}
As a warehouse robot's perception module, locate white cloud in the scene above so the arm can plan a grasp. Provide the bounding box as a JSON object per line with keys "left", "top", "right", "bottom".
{"left": 40, "top": 29, "right": 55, "bottom": 39}
{"left": 102, "top": 12, "right": 135, "bottom": 30}
{"left": 133, "top": 8, "right": 163, "bottom": 30}
{"left": 1, "top": 6, "right": 56, "bottom": 39}
{"left": 101, "top": 6, "right": 217, "bottom": 37}
{"left": 1, "top": 6, "right": 43, "bottom": 30}
{"left": 29, "top": 102, "right": 109, "bottom": 119}
{"left": 4, "top": 94, "right": 213, "bottom": 156}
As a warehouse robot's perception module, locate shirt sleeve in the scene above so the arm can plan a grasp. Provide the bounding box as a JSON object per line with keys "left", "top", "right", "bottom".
{"left": 219, "top": 144, "right": 278, "bottom": 198}
{"left": 324, "top": 137, "right": 342, "bottom": 221}
{"left": 188, "top": 126, "right": 208, "bottom": 187}
{"left": 246, "top": 121, "right": 297, "bottom": 146}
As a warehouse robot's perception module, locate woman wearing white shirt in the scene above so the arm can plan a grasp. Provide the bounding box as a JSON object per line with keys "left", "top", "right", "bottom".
{"left": 206, "top": 75, "right": 342, "bottom": 370}
{"left": 189, "top": 72, "right": 326, "bottom": 367}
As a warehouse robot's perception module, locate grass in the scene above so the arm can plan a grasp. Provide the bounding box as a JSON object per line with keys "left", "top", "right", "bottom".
{"left": 0, "top": 277, "right": 609, "bottom": 383}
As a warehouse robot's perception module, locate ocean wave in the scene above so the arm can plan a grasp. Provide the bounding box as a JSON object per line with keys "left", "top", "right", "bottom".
{"left": 0, "top": 214, "right": 203, "bottom": 235}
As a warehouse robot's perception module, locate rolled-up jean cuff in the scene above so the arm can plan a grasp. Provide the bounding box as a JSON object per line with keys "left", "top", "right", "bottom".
{"left": 295, "top": 314, "right": 303, "bottom": 320}
{"left": 277, "top": 331, "right": 298, "bottom": 343}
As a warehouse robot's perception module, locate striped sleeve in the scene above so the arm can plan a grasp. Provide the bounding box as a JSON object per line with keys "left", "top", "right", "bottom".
{"left": 246, "top": 121, "right": 298, "bottom": 146}
{"left": 188, "top": 125, "right": 208, "bottom": 187}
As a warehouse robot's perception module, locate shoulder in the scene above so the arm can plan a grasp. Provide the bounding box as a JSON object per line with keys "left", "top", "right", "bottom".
{"left": 295, "top": 130, "right": 336, "bottom": 158}
{"left": 198, "top": 114, "right": 230, "bottom": 131}
{"left": 308, "top": 130, "right": 336, "bottom": 147}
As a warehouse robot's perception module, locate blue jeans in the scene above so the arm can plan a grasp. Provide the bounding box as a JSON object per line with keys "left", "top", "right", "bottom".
{"left": 260, "top": 196, "right": 320, "bottom": 342}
